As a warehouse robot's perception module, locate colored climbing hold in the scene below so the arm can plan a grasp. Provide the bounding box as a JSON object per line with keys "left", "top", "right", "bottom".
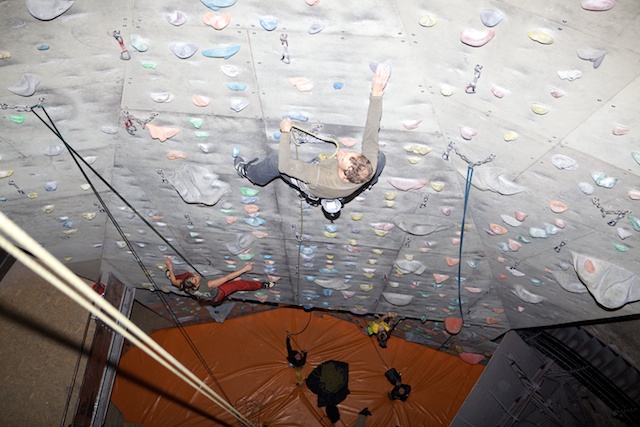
{"left": 170, "top": 42, "right": 199, "bottom": 59}
{"left": 202, "top": 45, "right": 241, "bottom": 59}
{"left": 480, "top": 9, "right": 503, "bottom": 27}
{"left": 187, "top": 117, "right": 203, "bottom": 128}
{"left": 200, "top": 0, "right": 237, "bottom": 11}
{"left": 166, "top": 10, "right": 187, "bottom": 26}
{"left": 259, "top": 16, "right": 278, "bottom": 31}
{"left": 528, "top": 30, "right": 554, "bottom": 45}
{"left": 203, "top": 12, "right": 231, "bottom": 30}
{"left": 9, "top": 114, "right": 25, "bottom": 124}
{"left": 460, "top": 28, "right": 495, "bottom": 47}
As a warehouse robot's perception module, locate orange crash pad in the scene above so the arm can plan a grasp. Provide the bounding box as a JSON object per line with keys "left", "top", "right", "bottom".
{"left": 112, "top": 308, "right": 483, "bottom": 426}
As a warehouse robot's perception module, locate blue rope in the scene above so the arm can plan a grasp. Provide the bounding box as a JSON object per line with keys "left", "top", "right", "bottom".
{"left": 456, "top": 165, "right": 474, "bottom": 324}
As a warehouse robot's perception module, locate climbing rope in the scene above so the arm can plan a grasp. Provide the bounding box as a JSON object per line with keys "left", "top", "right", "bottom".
{"left": 0, "top": 214, "right": 255, "bottom": 427}
{"left": 442, "top": 142, "right": 495, "bottom": 328}
{"left": 29, "top": 104, "right": 236, "bottom": 408}
{"left": 30, "top": 103, "right": 205, "bottom": 277}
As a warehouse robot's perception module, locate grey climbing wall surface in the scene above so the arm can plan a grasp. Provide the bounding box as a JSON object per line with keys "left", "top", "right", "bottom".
{"left": 1, "top": 0, "right": 639, "bottom": 356}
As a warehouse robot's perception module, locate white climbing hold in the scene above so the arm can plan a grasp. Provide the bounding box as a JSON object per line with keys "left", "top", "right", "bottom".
{"left": 8, "top": 74, "right": 40, "bottom": 97}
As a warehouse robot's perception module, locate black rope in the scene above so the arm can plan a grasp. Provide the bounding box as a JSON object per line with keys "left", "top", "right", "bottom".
{"left": 31, "top": 107, "right": 204, "bottom": 277}
{"left": 30, "top": 106, "right": 233, "bottom": 404}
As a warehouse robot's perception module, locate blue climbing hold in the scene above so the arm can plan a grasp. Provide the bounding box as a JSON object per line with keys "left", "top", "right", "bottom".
{"left": 242, "top": 217, "right": 265, "bottom": 227}
{"left": 200, "top": 0, "right": 237, "bottom": 11}
{"left": 241, "top": 196, "right": 258, "bottom": 204}
{"left": 226, "top": 83, "right": 247, "bottom": 91}
{"left": 202, "top": 45, "right": 241, "bottom": 60}
{"left": 333, "top": 82, "right": 344, "bottom": 90}
{"left": 259, "top": 16, "right": 278, "bottom": 31}
{"left": 232, "top": 146, "right": 240, "bottom": 158}
{"left": 283, "top": 112, "right": 309, "bottom": 122}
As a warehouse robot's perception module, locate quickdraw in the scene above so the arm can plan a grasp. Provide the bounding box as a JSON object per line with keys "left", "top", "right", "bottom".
{"left": 112, "top": 30, "right": 130, "bottom": 60}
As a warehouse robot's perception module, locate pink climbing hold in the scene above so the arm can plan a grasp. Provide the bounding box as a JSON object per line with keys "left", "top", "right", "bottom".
{"left": 460, "top": 28, "right": 495, "bottom": 47}
{"left": 584, "top": 259, "right": 596, "bottom": 274}
{"left": 581, "top": 0, "right": 615, "bottom": 11}
{"left": 203, "top": 12, "right": 231, "bottom": 30}
{"left": 549, "top": 200, "right": 568, "bottom": 213}
{"left": 460, "top": 352, "right": 484, "bottom": 365}
{"left": 433, "top": 273, "right": 449, "bottom": 284}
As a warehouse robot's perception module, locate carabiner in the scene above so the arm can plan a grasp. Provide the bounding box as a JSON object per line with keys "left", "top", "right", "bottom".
{"left": 112, "top": 30, "right": 130, "bottom": 60}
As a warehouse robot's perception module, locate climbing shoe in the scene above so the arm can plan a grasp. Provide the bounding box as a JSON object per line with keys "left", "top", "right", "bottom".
{"left": 261, "top": 281, "right": 276, "bottom": 289}
{"left": 234, "top": 156, "right": 257, "bottom": 178}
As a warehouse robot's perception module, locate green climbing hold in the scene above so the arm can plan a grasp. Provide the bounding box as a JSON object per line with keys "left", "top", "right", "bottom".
{"left": 241, "top": 187, "right": 259, "bottom": 197}
{"left": 517, "top": 235, "right": 531, "bottom": 243}
{"left": 237, "top": 253, "right": 254, "bottom": 261}
{"left": 141, "top": 60, "right": 157, "bottom": 69}
{"left": 613, "top": 243, "right": 629, "bottom": 252}
{"left": 187, "top": 117, "right": 203, "bottom": 128}
{"left": 529, "top": 278, "right": 542, "bottom": 286}
{"left": 628, "top": 215, "right": 640, "bottom": 232}
{"left": 9, "top": 114, "right": 25, "bottom": 124}
{"left": 194, "top": 130, "right": 210, "bottom": 138}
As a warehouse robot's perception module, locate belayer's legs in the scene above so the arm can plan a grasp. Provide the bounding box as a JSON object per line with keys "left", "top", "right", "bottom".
{"left": 235, "top": 155, "right": 281, "bottom": 186}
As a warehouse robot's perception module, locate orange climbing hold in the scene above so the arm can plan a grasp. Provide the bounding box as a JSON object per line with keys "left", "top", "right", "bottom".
{"left": 444, "top": 317, "right": 463, "bottom": 335}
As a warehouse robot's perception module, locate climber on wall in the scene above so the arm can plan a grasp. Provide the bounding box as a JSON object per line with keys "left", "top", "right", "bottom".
{"left": 233, "top": 63, "right": 391, "bottom": 206}
{"left": 164, "top": 256, "right": 274, "bottom": 303}
{"left": 367, "top": 312, "right": 400, "bottom": 348}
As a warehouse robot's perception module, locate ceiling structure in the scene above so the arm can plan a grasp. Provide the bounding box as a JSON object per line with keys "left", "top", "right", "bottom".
{"left": 1, "top": 0, "right": 639, "bottom": 357}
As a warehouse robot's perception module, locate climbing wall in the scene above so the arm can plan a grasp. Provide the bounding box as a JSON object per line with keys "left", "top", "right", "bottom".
{"left": 1, "top": 0, "right": 639, "bottom": 357}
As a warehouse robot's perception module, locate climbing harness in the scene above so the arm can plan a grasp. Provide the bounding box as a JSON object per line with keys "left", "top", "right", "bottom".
{"left": 112, "top": 30, "right": 130, "bottom": 60}
{"left": 288, "top": 124, "right": 344, "bottom": 219}
{"left": 280, "top": 33, "right": 290, "bottom": 64}
{"left": 441, "top": 142, "right": 495, "bottom": 329}
{"left": 465, "top": 64, "right": 483, "bottom": 94}
{"left": 122, "top": 110, "right": 158, "bottom": 135}
{"left": 591, "top": 197, "right": 631, "bottom": 226}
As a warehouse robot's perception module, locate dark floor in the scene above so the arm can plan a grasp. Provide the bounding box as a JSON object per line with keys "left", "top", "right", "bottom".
{"left": 0, "top": 261, "right": 172, "bottom": 427}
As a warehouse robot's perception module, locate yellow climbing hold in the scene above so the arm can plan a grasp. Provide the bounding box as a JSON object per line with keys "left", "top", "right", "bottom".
{"left": 531, "top": 103, "right": 550, "bottom": 115}
{"left": 504, "top": 131, "right": 519, "bottom": 142}
{"left": 81, "top": 212, "right": 97, "bottom": 221}
{"left": 0, "top": 170, "right": 14, "bottom": 179}
{"left": 28, "top": 192, "right": 38, "bottom": 199}
{"left": 528, "top": 31, "right": 554, "bottom": 45}
{"left": 419, "top": 13, "right": 438, "bottom": 27}
{"left": 359, "top": 283, "right": 374, "bottom": 292}
{"left": 42, "top": 205, "right": 55, "bottom": 214}
{"left": 430, "top": 181, "right": 445, "bottom": 192}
